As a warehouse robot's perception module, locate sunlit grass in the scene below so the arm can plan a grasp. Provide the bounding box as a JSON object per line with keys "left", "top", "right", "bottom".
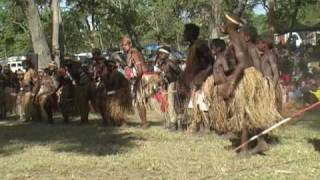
{"left": 0, "top": 110, "right": 319, "bottom": 179}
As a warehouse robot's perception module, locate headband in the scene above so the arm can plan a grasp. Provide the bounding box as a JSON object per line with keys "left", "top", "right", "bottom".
{"left": 225, "top": 14, "right": 243, "bottom": 27}
{"left": 49, "top": 62, "right": 57, "bottom": 67}
{"left": 159, "top": 48, "right": 170, "bottom": 55}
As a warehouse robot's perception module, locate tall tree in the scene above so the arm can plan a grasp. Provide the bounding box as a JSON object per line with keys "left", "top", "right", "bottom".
{"left": 210, "top": 0, "right": 223, "bottom": 38}
{"left": 266, "top": 0, "right": 276, "bottom": 34}
{"left": 17, "top": 0, "right": 51, "bottom": 69}
{"left": 66, "top": 0, "right": 104, "bottom": 49}
{"left": 257, "top": 0, "right": 319, "bottom": 34}
{"left": 51, "top": 0, "right": 60, "bottom": 67}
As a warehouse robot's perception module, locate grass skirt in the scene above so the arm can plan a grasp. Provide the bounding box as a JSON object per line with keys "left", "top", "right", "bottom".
{"left": 185, "top": 68, "right": 282, "bottom": 133}
{"left": 203, "top": 76, "right": 229, "bottom": 133}
{"left": 136, "top": 74, "right": 161, "bottom": 109}
{"left": 59, "top": 84, "right": 90, "bottom": 117}
{"left": 187, "top": 76, "right": 228, "bottom": 132}
{"left": 105, "top": 87, "right": 133, "bottom": 125}
{"left": 228, "top": 67, "right": 282, "bottom": 132}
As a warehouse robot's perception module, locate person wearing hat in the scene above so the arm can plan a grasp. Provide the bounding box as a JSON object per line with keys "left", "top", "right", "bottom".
{"left": 155, "top": 46, "right": 182, "bottom": 131}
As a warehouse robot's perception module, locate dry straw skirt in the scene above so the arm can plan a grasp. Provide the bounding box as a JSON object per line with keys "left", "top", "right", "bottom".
{"left": 189, "top": 67, "right": 282, "bottom": 133}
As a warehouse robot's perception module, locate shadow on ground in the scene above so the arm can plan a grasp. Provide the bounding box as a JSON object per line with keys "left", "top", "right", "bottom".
{"left": 126, "top": 121, "right": 162, "bottom": 127}
{"left": 0, "top": 117, "right": 146, "bottom": 157}
{"left": 307, "top": 138, "right": 320, "bottom": 152}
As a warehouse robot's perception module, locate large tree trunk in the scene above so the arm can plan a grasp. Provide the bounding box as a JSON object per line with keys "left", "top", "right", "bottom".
{"left": 210, "top": 0, "right": 223, "bottom": 38}
{"left": 51, "top": 0, "right": 60, "bottom": 67}
{"left": 59, "top": 9, "right": 65, "bottom": 61}
{"left": 17, "top": 0, "right": 51, "bottom": 69}
{"left": 267, "top": 0, "right": 277, "bottom": 35}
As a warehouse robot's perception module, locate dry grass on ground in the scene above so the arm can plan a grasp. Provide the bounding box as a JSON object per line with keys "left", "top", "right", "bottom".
{"left": 0, "top": 110, "right": 320, "bottom": 180}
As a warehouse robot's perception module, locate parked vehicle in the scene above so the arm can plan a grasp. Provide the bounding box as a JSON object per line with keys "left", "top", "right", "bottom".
{"left": 74, "top": 52, "right": 92, "bottom": 65}
{"left": 275, "top": 32, "right": 303, "bottom": 47}
{"left": 6, "top": 56, "right": 26, "bottom": 72}
{"left": 275, "top": 31, "right": 320, "bottom": 47}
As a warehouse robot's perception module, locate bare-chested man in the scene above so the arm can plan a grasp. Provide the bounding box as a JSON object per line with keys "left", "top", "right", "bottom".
{"left": 211, "top": 39, "right": 228, "bottom": 70}
{"left": 241, "top": 26, "right": 261, "bottom": 72}
{"left": 256, "top": 36, "right": 280, "bottom": 84}
{"left": 21, "top": 59, "right": 40, "bottom": 121}
{"left": 218, "top": 14, "right": 252, "bottom": 99}
{"left": 182, "top": 24, "right": 214, "bottom": 90}
{"left": 121, "top": 36, "right": 149, "bottom": 128}
{"left": 179, "top": 24, "right": 214, "bottom": 132}
{"left": 34, "top": 67, "right": 57, "bottom": 123}
{"left": 216, "top": 14, "right": 259, "bottom": 152}
{"left": 219, "top": 14, "right": 282, "bottom": 154}
{"left": 257, "top": 35, "right": 282, "bottom": 111}
{"left": 98, "top": 60, "right": 131, "bottom": 126}
{"left": 210, "top": 38, "right": 229, "bottom": 85}
{"left": 2, "top": 66, "right": 19, "bottom": 116}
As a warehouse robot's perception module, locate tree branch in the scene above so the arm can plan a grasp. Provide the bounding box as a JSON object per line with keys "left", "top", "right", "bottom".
{"left": 11, "top": 21, "right": 29, "bottom": 33}
{"left": 233, "top": 0, "right": 248, "bottom": 17}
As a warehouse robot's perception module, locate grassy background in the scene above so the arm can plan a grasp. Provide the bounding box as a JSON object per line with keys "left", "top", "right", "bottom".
{"left": 0, "top": 110, "right": 320, "bottom": 180}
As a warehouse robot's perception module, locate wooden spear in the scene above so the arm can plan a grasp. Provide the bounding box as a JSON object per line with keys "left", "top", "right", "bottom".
{"left": 233, "top": 101, "right": 320, "bottom": 152}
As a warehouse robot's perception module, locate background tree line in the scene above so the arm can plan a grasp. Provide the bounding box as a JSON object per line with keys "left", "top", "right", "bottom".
{"left": 0, "top": 0, "right": 319, "bottom": 67}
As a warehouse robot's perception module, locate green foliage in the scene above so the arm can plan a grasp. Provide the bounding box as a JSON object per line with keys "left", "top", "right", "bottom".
{"left": 0, "top": 0, "right": 32, "bottom": 58}
{"left": 250, "top": 14, "right": 269, "bottom": 35}
{"left": 298, "top": 2, "right": 320, "bottom": 26}
{"left": 2, "top": 0, "right": 320, "bottom": 57}
{"left": 252, "top": 0, "right": 320, "bottom": 34}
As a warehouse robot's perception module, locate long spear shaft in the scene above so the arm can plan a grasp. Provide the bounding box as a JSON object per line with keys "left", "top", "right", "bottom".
{"left": 233, "top": 101, "right": 320, "bottom": 152}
